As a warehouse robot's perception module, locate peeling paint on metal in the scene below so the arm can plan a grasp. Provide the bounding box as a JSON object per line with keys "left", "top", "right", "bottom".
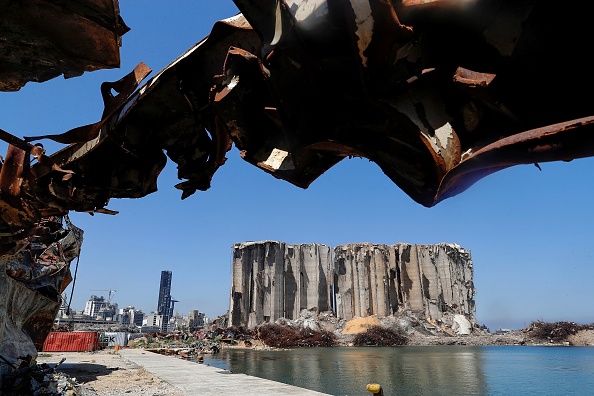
{"left": 227, "top": 75, "right": 240, "bottom": 90}
{"left": 288, "top": 0, "right": 329, "bottom": 22}
{"left": 271, "top": 0, "right": 284, "bottom": 45}
{"left": 348, "top": 0, "right": 374, "bottom": 67}
{"left": 262, "top": 148, "right": 295, "bottom": 171}
{"left": 433, "top": 123, "right": 455, "bottom": 154}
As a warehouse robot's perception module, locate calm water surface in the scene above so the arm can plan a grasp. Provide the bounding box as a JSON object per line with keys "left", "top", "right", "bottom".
{"left": 201, "top": 346, "right": 594, "bottom": 395}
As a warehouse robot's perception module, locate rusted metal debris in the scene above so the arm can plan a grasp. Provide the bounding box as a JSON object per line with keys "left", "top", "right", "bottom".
{"left": 0, "top": 216, "right": 82, "bottom": 378}
{"left": 0, "top": 0, "right": 129, "bottom": 92}
{"left": 524, "top": 320, "right": 594, "bottom": 344}
{"left": 1, "top": 0, "right": 594, "bottom": 381}
{"left": 1, "top": 359, "right": 80, "bottom": 395}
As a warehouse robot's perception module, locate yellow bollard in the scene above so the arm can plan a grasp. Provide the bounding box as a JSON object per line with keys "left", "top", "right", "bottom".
{"left": 366, "top": 383, "right": 384, "bottom": 395}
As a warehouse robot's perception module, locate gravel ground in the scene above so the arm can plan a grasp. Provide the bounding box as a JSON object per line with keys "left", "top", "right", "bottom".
{"left": 36, "top": 350, "right": 186, "bottom": 396}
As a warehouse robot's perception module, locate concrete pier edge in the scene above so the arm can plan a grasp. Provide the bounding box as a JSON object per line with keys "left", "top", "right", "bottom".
{"left": 118, "top": 348, "right": 332, "bottom": 395}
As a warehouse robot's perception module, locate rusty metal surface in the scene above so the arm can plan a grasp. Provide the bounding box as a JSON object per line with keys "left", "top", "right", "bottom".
{"left": 214, "top": 0, "right": 594, "bottom": 207}
{"left": 1, "top": 0, "right": 594, "bottom": 378}
{"left": 3, "top": 0, "right": 591, "bottom": 235}
{"left": 0, "top": 0, "right": 128, "bottom": 91}
{"left": 0, "top": 216, "right": 82, "bottom": 369}
{"left": 42, "top": 331, "right": 100, "bottom": 352}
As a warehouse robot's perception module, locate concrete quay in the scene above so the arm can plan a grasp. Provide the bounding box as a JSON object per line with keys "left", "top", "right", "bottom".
{"left": 118, "top": 348, "right": 332, "bottom": 395}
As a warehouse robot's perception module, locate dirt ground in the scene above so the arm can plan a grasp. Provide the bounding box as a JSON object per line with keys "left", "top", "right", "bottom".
{"left": 567, "top": 330, "right": 594, "bottom": 346}
{"left": 36, "top": 350, "right": 186, "bottom": 396}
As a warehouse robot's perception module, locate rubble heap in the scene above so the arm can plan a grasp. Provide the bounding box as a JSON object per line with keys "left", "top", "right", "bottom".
{"left": 0, "top": 360, "right": 81, "bottom": 396}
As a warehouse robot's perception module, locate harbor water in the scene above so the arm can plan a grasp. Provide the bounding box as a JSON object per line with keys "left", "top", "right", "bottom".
{"left": 201, "top": 345, "right": 594, "bottom": 395}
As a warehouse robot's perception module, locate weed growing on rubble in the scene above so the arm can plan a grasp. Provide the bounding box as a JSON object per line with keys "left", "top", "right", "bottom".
{"left": 256, "top": 324, "right": 337, "bottom": 347}
{"left": 352, "top": 325, "right": 409, "bottom": 346}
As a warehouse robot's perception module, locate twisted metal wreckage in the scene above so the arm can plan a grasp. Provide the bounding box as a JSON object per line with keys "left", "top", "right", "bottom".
{"left": 1, "top": 0, "right": 593, "bottom": 375}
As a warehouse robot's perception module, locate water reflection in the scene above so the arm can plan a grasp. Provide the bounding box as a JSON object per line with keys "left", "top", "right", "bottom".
{"left": 203, "top": 346, "right": 488, "bottom": 395}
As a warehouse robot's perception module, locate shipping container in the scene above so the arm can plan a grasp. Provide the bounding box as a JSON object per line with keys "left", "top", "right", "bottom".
{"left": 101, "top": 332, "right": 128, "bottom": 347}
{"left": 42, "top": 331, "right": 100, "bottom": 352}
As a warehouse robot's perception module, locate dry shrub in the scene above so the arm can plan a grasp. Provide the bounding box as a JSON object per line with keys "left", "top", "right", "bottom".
{"left": 225, "top": 325, "right": 255, "bottom": 340}
{"left": 526, "top": 321, "right": 593, "bottom": 343}
{"left": 352, "top": 325, "right": 408, "bottom": 346}
{"left": 257, "top": 324, "right": 337, "bottom": 347}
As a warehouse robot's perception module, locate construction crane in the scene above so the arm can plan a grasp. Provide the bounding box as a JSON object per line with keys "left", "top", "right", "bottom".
{"left": 90, "top": 289, "right": 117, "bottom": 305}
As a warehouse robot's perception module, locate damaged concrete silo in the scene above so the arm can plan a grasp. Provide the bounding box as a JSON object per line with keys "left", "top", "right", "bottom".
{"left": 229, "top": 241, "right": 332, "bottom": 328}
{"left": 333, "top": 243, "right": 475, "bottom": 323}
{"left": 230, "top": 241, "right": 475, "bottom": 329}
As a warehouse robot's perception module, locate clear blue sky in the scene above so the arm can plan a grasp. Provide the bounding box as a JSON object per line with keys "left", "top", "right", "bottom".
{"left": 1, "top": 1, "right": 593, "bottom": 332}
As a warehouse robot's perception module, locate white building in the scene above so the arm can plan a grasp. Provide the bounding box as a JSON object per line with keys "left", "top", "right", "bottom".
{"left": 143, "top": 312, "right": 163, "bottom": 328}
{"left": 83, "top": 295, "right": 107, "bottom": 318}
{"left": 83, "top": 295, "right": 117, "bottom": 320}
{"left": 119, "top": 306, "right": 144, "bottom": 327}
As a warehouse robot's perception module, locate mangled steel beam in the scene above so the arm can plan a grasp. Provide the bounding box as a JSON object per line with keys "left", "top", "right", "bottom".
{"left": 12, "top": 0, "right": 594, "bottom": 222}
{"left": 18, "top": 17, "right": 259, "bottom": 209}
{"left": 212, "top": 0, "right": 594, "bottom": 207}
{"left": 0, "top": 216, "right": 82, "bottom": 380}
{"left": 0, "top": 13, "right": 257, "bottom": 379}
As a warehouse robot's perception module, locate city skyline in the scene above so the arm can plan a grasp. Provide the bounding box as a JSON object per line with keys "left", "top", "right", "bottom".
{"left": 72, "top": 271, "right": 199, "bottom": 319}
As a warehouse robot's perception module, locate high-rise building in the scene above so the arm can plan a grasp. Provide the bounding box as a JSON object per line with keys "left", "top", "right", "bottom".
{"left": 157, "top": 270, "right": 173, "bottom": 332}
{"left": 84, "top": 295, "right": 107, "bottom": 318}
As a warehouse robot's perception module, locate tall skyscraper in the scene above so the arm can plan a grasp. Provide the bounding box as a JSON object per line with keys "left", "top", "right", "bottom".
{"left": 157, "top": 270, "right": 172, "bottom": 331}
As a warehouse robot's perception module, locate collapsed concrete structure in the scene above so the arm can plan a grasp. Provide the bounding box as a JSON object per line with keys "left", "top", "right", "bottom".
{"left": 334, "top": 243, "right": 475, "bottom": 322}
{"left": 230, "top": 241, "right": 333, "bottom": 329}
{"left": 229, "top": 241, "right": 475, "bottom": 330}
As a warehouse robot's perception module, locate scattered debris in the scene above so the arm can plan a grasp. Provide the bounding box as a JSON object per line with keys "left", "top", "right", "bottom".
{"left": 0, "top": 361, "right": 82, "bottom": 396}
{"left": 524, "top": 321, "right": 594, "bottom": 344}
{"left": 0, "top": 216, "right": 83, "bottom": 377}
{"left": 352, "top": 326, "right": 409, "bottom": 347}
{"left": 256, "top": 324, "right": 337, "bottom": 348}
